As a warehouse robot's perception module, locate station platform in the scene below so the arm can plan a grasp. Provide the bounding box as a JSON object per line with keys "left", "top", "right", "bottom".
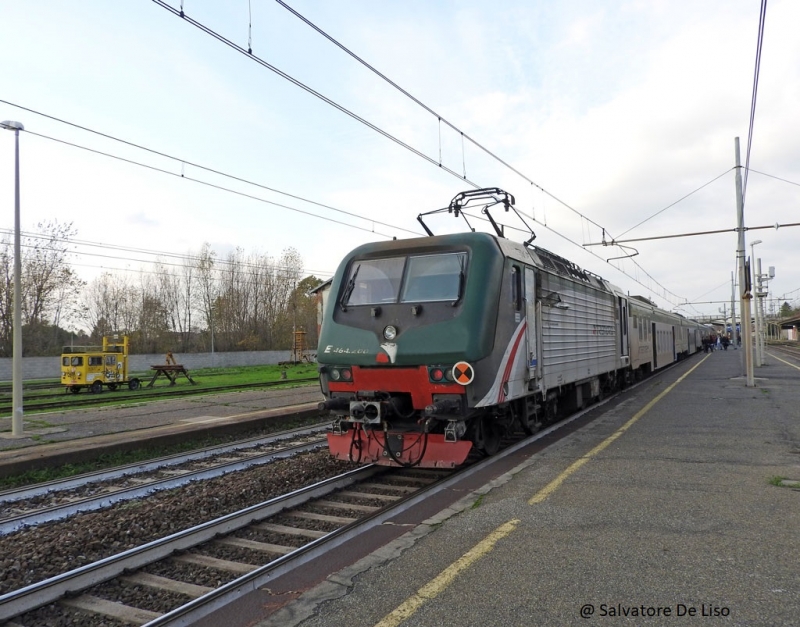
{"left": 240, "top": 350, "right": 800, "bottom": 627}
{"left": 0, "top": 385, "right": 323, "bottom": 477}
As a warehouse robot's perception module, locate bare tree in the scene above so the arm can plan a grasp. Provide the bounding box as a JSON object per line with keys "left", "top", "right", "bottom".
{"left": 0, "top": 246, "right": 13, "bottom": 356}
{"left": 84, "top": 272, "right": 139, "bottom": 339}
{"left": 134, "top": 273, "right": 170, "bottom": 353}
{"left": 0, "top": 221, "right": 85, "bottom": 356}
{"left": 193, "top": 243, "right": 219, "bottom": 353}
{"left": 154, "top": 258, "right": 195, "bottom": 352}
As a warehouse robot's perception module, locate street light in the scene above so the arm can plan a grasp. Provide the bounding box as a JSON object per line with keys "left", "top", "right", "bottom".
{"left": 1, "top": 120, "right": 24, "bottom": 437}
{"left": 750, "top": 239, "right": 762, "bottom": 368}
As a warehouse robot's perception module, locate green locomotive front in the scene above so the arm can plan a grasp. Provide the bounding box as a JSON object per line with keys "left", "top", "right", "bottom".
{"left": 318, "top": 232, "right": 518, "bottom": 468}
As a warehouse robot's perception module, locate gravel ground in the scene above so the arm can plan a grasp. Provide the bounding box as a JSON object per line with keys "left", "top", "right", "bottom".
{"left": 18, "top": 606, "right": 130, "bottom": 627}
{"left": 0, "top": 426, "right": 326, "bottom": 518}
{"left": 0, "top": 450, "right": 357, "bottom": 597}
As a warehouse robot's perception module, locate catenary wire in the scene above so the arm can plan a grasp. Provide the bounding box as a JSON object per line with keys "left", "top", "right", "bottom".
{"left": 23, "top": 129, "right": 400, "bottom": 240}
{"left": 150, "top": 0, "right": 483, "bottom": 189}
{"left": 0, "top": 99, "right": 422, "bottom": 238}
{"left": 272, "top": 0, "right": 609, "bottom": 236}
{"left": 0, "top": 228, "right": 334, "bottom": 281}
{"left": 742, "top": 0, "right": 768, "bottom": 205}
{"left": 746, "top": 168, "right": 800, "bottom": 188}
{"left": 616, "top": 168, "right": 734, "bottom": 238}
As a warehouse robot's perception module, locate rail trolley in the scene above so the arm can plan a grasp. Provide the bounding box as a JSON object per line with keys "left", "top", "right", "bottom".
{"left": 61, "top": 336, "right": 141, "bottom": 393}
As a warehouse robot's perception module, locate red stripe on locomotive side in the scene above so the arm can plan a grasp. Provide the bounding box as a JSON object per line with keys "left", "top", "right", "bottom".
{"left": 497, "top": 321, "right": 526, "bottom": 403}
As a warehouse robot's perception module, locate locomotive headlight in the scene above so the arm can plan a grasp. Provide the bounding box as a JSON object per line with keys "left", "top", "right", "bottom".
{"left": 330, "top": 369, "right": 341, "bottom": 381}
{"left": 383, "top": 325, "right": 397, "bottom": 341}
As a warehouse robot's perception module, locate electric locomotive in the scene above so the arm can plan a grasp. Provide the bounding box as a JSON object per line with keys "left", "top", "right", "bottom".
{"left": 318, "top": 188, "right": 702, "bottom": 468}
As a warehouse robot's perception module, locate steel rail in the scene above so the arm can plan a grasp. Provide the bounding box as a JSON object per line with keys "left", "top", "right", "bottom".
{"left": 0, "top": 422, "right": 327, "bottom": 504}
{"left": 0, "top": 431, "right": 329, "bottom": 535}
{"left": 0, "top": 465, "right": 381, "bottom": 621}
{"left": 0, "top": 377, "right": 318, "bottom": 414}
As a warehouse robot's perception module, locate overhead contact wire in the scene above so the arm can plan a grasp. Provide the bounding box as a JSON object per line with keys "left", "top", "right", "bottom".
{"left": 0, "top": 99, "right": 421, "bottom": 238}
{"left": 273, "top": 0, "right": 607, "bottom": 234}
{"left": 24, "top": 129, "right": 397, "bottom": 239}
{"left": 151, "top": 0, "right": 482, "bottom": 188}
{"left": 616, "top": 168, "right": 734, "bottom": 238}
{"left": 742, "top": 0, "right": 768, "bottom": 205}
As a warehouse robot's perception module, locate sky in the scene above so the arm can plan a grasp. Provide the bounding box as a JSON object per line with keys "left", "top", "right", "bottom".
{"left": 1, "top": 0, "right": 799, "bottom": 324}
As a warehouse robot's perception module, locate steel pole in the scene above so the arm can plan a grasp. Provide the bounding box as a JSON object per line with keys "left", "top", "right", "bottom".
{"left": 734, "top": 138, "right": 754, "bottom": 386}
{"left": 11, "top": 126, "right": 23, "bottom": 435}
{"left": 731, "top": 271, "right": 738, "bottom": 351}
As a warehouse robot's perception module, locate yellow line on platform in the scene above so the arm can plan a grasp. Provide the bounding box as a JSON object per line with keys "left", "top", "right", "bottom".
{"left": 767, "top": 352, "right": 800, "bottom": 371}
{"left": 373, "top": 518, "right": 519, "bottom": 627}
{"left": 528, "top": 355, "right": 708, "bottom": 505}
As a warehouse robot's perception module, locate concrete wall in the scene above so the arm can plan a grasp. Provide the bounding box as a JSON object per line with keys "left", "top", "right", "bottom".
{"left": 0, "top": 350, "right": 301, "bottom": 382}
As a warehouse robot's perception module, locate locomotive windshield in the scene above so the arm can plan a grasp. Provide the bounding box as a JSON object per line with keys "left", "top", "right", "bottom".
{"left": 343, "top": 257, "right": 405, "bottom": 306}
{"left": 342, "top": 252, "right": 467, "bottom": 307}
{"left": 400, "top": 253, "right": 465, "bottom": 302}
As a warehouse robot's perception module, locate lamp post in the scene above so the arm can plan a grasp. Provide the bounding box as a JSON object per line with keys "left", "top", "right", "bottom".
{"left": 750, "top": 240, "right": 762, "bottom": 368}
{"left": 1, "top": 120, "right": 24, "bottom": 436}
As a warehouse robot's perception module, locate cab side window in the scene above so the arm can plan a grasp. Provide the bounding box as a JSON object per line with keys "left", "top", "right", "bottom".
{"left": 511, "top": 265, "right": 522, "bottom": 311}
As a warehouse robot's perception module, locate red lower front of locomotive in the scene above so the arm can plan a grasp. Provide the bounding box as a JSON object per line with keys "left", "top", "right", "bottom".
{"left": 323, "top": 365, "right": 471, "bottom": 469}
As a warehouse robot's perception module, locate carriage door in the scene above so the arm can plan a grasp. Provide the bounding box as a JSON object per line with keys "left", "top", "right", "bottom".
{"left": 618, "top": 297, "right": 629, "bottom": 362}
{"left": 651, "top": 322, "right": 658, "bottom": 369}
{"left": 524, "top": 267, "right": 538, "bottom": 379}
{"left": 105, "top": 354, "right": 117, "bottom": 381}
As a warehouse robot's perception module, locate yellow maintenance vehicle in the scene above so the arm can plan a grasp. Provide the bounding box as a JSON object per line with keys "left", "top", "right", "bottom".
{"left": 60, "top": 336, "right": 141, "bottom": 393}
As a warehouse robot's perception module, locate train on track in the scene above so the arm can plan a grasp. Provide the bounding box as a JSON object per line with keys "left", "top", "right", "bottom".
{"left": 317, "top": 188, "right": 708, "bottom": 468}
{"left": 61, "top": 335, "right": 142, "bottom": 393}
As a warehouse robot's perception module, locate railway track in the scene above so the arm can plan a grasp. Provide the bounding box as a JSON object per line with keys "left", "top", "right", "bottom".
{"left": 0, "top": 370, "right": 254, "bottom": 395}
{"left": 0, "top": 378, "right": 318, "bottom": 415}
{"left": 769, "top": 343, "right": 800, "bottom": 362}
{"left": 0, "top": 464, "right": 441, "bottom": 626}
{"left": 0, "top": 423, "right": 330, "bottom": 535}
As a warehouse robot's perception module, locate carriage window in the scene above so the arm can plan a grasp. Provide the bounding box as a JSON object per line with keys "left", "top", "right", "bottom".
{"left": 401, "top": 253, "right": 467, "bottom": 303}
{"left": 71, "top": 357, "right": 83, "bottom": 366}
{"left": 89, "top": 356, "right": 103, "bottom": 366}
{"left": 105, "top": 355, "right": 117, "bottom": 366}
{"left": 343, "top": 257, "right": 405, "bottom": 306}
